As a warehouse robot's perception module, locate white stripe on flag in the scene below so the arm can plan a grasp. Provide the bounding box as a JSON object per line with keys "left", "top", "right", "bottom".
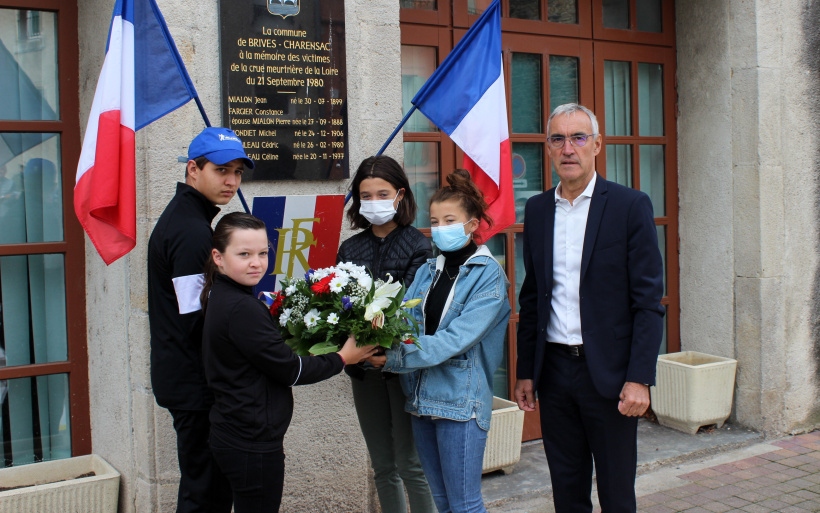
{"left": 449, "top": 66, "right": 508, "bottom": 186}
{"left": 76, "top": 16, "right": 136, "bottom": 184}
{"left": 120, "top": 18, "right": 136, "bottom": 131}
{"left": 274, "top": 196, "right": 317, "bottom": 289}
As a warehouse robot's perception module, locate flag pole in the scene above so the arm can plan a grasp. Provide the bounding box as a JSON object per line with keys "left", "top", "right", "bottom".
{"left": 192, "top": 96, "right": 251, "bottom": 214}
{"left": 344, "top": 105, "right": 417, "bottom": 205}
{"left": 194, "top": 96, "right": 211, "bottom": 128}
{"left": 376, "top": 105, "right": 416, "bottom": 157}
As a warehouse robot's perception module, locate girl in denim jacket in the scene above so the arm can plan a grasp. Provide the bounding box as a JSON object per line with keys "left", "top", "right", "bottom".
{"left": 370, "top": 170, "right": 512, "bottom": 513}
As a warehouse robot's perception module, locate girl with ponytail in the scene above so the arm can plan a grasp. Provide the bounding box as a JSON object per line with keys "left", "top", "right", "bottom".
{"left": 369, "top": 169, "right": 512, "bottom": 512}
{"left": 200, "top": 212, "right": 377, "bottom": 513}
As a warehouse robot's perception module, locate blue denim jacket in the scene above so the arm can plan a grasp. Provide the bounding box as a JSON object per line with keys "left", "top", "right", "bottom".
{"left": 383, "top": 245, "right": 511, "bottom": 430}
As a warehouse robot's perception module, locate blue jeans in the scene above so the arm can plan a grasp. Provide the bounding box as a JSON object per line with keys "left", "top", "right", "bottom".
{"left": 411, "top": 416, "right": 488, "bottom": 513}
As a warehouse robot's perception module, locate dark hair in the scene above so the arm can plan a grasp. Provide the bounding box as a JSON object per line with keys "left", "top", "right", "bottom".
{"left": 430, "top": 169, "right": 493, "bottom": 243}
{"left": 185, "top": 156, "right": 210, "bottom": 178}
{"left": 347, "top": 156, "right": 417, "bottom": 229}
{"left": 200, "top": 212, "right": 267, "bottom": 310}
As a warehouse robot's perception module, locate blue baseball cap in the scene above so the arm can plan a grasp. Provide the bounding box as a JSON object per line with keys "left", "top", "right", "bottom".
{"left": 188, "top": 127, "right": 255, "bottom": 169}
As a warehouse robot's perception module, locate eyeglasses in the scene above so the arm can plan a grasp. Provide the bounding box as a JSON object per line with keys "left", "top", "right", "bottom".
{"left": 546, "top": 134, "right": 598, "bottom": 149}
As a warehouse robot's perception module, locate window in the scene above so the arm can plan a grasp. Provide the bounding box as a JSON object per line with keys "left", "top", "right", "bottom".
{"left": 594, "top": 43, "right": 678, "bottom": 353}
{"left": 401, "top": 0, "right": 677, "bottom": 439}
{"left": 401, "top": 26, "right": 455, "bottom": 228}
{"left": 0, "top": 2, "right": 87, "bottom": 467}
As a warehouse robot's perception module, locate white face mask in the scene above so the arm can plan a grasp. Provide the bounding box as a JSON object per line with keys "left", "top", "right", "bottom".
{"left": 360, "top": 193, "right": 400, "bottom": 226}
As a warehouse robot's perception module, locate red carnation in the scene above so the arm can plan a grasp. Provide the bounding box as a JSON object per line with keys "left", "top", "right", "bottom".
{"left": 403, "top": 338, "right": 414, "bottom": 345}
{"left": 310, "top": 273, "right": 335, "bottom": 295}
{"left": 269, "top": 291, "right": 284, "bottom": 315}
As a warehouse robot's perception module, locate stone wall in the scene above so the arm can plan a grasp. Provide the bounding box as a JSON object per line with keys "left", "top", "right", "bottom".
{"left": 77, "top": 0, "right": 820, "bottom": 510}
{"left": 677, "top": 0, "right": 820, "bottom": 434}
{"left": 79, "top": 0, "right": 402, "bottom": 510}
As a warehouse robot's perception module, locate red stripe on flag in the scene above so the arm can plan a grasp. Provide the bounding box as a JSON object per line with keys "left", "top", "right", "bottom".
{"left": 464, "top": 138, "right": 514, "bottom": 244}
{"left": 74, "top": 110, "right": 137, "bottom": 265}
{"left": 308, "top": 195, "right": 345, "bottom": 270}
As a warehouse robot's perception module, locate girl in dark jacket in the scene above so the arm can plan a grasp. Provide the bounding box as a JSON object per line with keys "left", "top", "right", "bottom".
{"left": 336, "top": 156, "right": 436, "bottom": 513}
{"left": 201, "top": 213, "right": 376, "bottom": 513}
{"left": 335, "top": 156, "right": 436, "bottom": 513}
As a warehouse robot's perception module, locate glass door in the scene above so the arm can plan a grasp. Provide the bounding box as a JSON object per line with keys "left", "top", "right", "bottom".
{"left": 501, "top": 34, "right": 595, "bottom": 440}
{"left": 594, "top": 41, "right": 679, "bottom": 353}
{"left": 0, "top": 1, "right": 88, "bottom": 467}
{"left": 399, "top": 0, "right": 678, "bottom": 442}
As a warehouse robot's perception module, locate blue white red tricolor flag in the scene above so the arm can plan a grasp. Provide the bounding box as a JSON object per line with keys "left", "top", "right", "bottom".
{"left": 252, "top": 195, "right": 346, "bottom": 293}
{"left": 75, "top": 0, "right": 199, "bottom": 265}
{"left": 411, "top": 0, "right": 513, "bottom": 242}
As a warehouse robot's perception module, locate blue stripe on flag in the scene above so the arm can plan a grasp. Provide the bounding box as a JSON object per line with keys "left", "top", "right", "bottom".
{"left": 133, "top": 0, "right": 198, "bottom": 130}
{"left": 106, "top": 0, "right": 198, "bottom": 129}
{"left": 410, "top": 0, "right": 501, "bottom": 135}
{"left": 113, "top": 0, "right": 133, "bottom": 24}
{"left": 252, "top": 196, "right": 287, "bottom": 293}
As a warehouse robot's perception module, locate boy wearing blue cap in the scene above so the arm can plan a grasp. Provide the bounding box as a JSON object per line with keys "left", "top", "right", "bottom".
{"left": 147, "top": 127, "right": 254, "bottom": 513}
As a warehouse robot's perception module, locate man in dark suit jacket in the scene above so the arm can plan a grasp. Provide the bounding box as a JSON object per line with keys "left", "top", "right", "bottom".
{"left": 514, "top": 103, "right": 665, "bottom": 513}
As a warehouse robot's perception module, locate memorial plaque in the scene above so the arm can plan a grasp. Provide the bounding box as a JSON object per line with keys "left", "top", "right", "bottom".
{"left": 220, "top": 0, "right": 348, "bottom": 180}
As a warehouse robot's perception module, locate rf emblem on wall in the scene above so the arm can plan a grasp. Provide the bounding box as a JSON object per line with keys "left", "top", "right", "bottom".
{"left": 268, "top": 0, "right": 299, "bottom": 18}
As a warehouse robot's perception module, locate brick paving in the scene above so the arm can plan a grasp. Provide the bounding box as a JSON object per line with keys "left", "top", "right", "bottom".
{"left": 620, "top": 431, "right": 820, "bottom": 512}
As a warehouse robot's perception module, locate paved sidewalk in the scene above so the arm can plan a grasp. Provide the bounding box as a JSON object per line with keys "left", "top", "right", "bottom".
{"left": 632, "top": 431, "right": 820, "bottom": 512}
{"left": 485, "top": 427, "right": 820, "bottom": 512}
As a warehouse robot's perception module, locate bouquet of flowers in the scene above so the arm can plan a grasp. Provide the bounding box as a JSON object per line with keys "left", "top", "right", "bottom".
{"left": 260, "top": 262, "right": 422, "bottom": 356}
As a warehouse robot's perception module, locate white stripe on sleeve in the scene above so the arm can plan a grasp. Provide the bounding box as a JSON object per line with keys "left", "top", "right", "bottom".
{"left": 290, "top": 356, "right": 303, "bottom": 387}
{"left": 172, "top": 273, "right": 205, "bottom": 314}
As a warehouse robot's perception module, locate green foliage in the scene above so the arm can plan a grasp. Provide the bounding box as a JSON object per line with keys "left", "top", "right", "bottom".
{"left": 266, "top": 263, "right": 421, "bottom": 356}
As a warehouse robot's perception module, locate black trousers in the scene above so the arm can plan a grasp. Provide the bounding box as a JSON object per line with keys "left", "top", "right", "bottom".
{"left": 210, "top": 434, "right": 286, "bottom": 513}
{"left": 537, "top": 344, "right": 639, "bottom": 513}
{"left": 169, "top": 409, "right": 233, "bottom": 513}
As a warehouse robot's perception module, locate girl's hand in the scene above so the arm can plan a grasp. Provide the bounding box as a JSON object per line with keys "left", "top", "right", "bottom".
{"left": 337, "top": 335, "right": 378, "bottom": 364}
{"left": 367, "top": 355, "right": 387, "bottom": 368}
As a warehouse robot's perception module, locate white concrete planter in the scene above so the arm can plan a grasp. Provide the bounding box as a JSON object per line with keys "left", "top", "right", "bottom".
{"left": 0, "top": 454, "right": 120, "bottom": 513}
{"left": 650, "top": 351, "right": 738, "bottom": 435}
{"left": 482, "top": 396, "right": 525, "bottom": 475}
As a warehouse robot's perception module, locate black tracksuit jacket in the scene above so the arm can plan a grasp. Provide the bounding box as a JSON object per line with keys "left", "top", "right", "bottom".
{"left": 148, "top": 182, "right": 219, "bottom": 410}
{"left": 202, "top": 274, "right": 344, "bottom": 450}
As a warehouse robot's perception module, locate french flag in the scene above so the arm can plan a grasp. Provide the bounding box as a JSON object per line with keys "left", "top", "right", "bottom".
{"left": 411, "top": 0, "right": 513, "bottom": 242}
{"left": 75, "top": 0, "right": 199, "bottom": 265}
{"left": 252, "top": 195, "right": 346, "bottom": 293}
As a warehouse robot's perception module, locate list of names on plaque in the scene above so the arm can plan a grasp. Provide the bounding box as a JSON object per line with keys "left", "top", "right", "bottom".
{"left": 220, "top": 0, "right": 348, "bottom": 181}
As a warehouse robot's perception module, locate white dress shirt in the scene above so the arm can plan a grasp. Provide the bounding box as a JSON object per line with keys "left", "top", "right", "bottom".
{"left": 546, "top": 174, "right": 597, "bottom": 346}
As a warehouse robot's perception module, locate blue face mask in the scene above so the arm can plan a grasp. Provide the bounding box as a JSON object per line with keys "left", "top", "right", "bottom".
{"left": 430, "top": 220, "right": 475, "bottom": 252}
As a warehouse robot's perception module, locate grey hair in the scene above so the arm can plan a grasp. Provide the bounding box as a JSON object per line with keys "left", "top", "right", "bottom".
{"left": 547, "top": 103, "right": 600, "bottom": 136}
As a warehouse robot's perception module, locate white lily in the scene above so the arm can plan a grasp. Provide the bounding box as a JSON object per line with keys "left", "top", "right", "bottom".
{"left": 364, "top": 277, "right": 403, "bottom": 320}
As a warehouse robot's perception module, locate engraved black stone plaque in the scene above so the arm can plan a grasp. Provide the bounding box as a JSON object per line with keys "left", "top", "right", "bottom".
{"left": 220, "top": 0, "right": 348, "bottom": 180}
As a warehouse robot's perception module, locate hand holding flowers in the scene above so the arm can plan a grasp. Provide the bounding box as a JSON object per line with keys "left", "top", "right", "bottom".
{"left": 260, "top": 262, "right": 422, "bottom": 356}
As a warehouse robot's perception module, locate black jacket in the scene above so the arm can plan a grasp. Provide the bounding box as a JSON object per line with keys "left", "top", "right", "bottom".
{"left": 336, "top": 225, "right": 432, "bottom": 285}
{"left": 336, "top": 225, "right": 432, "bottom": 379}
{"left": 516, "top": 176, "right": 665, "bottom": 396}
{"left": 202, "top": 274, "right": 344, "bottom": 449}
{"left": 148, "top": 182, "right": 219, "bottom": 409}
